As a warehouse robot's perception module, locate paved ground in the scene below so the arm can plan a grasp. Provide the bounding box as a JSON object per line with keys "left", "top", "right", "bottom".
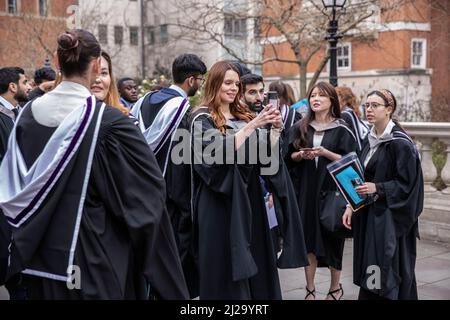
{"left": 280, "top": 239, "right": 450, "bottom": 300}
{"left": 1, "top": 239, "right": 449, "bottom": 300}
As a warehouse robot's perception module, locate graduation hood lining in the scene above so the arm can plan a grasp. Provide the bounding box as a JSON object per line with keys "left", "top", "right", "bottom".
{"left": 22, "top": 102, "right": 105, "bottom": 283}
{"left": 0, "top": 97, "right": 96, "bottom": 227}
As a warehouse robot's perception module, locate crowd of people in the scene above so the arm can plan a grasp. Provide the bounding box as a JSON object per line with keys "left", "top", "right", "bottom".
{"left": 0, "top": 29, "right": 423, "bottom": 300}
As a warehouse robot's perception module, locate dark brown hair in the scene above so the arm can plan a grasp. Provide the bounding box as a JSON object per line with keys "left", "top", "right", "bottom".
{"left": 367, "top": 89, "right": 403, "bottom": 129}
{"left": 57, "top": 29, "right": 101, "bottom": 77}
{"left": 200, "top": 61, "right": 254, "bottom": 134}
{"left": 293, "top": 81, "right": 341, "bottom": 149}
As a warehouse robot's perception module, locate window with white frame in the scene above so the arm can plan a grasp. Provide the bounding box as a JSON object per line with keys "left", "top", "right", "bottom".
{"left": 224, "top": 16, "right": 247, "bottom": 37}
{"left": 411, "top": 38, "right": 426, "bottom": 69}
{"left": 130, "top": 27, "right": 139, "bottom": 46}
{"left": 160, "top": 24, "right": 168, "bottom": 44}
{"left": 8, "top": 0, "right": 17, "bottom": 14}
{"left": 39, "top": 0, "right": 48, "bottom": 16}
{"left": 114, "top": 26, "right": 123, "bottom": 45}
{"left": 337, "top": 43, "right": 351, "bottom": 71}
{"left": 98, "top": 25, "right": 108, "bottom": 45}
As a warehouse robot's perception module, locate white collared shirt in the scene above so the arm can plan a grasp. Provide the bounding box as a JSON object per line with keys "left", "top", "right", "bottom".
{"left": 364, "top": 120, "right": 395, "bottom": 167}
{"left": 0, "top": 95, "right": 18, "bottom": 121}
{"left": 169, "top": 84, "right": 188, "bottom": 99}
{"left": 0, "top": 95, "right": 16, "bottom": 111}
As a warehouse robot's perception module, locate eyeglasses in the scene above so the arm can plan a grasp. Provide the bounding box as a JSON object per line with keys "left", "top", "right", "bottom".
{"left": 364, "top": 102, "right": 386, "bottom": 110}
{"left": 193, "top": 77, "right": 205, "bottom": 84}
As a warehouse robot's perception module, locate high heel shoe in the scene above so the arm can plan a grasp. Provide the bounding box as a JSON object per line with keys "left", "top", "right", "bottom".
{"left": 327, "top": 283, "right": 344, "bottom": 300}
{"left": 305, "top": 287, "right": 316, "bottom": 300}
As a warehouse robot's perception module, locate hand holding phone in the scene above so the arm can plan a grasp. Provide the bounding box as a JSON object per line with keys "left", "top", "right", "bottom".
{"left": 267, "top": 91, "right": 279, "bottom": 110}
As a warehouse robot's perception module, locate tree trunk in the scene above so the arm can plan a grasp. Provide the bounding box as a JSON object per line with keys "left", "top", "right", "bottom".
{"left": 299, "top": 61, "right": 308, "bottom": 99}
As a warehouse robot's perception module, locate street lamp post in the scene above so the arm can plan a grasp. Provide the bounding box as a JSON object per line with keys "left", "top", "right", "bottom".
{"left": 322, "top": 0, "right": 347, "bottom": 87}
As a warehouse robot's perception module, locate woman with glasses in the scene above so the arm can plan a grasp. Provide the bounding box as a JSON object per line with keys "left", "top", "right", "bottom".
{"left": 288, "top": 81, "right": 358, "bottom": 300}
{"left": 343, "top": 89, "right": 424, "bottom": 300}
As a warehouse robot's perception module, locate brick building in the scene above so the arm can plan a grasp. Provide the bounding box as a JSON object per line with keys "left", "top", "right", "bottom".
{"left": 0, "top": 0, "right": 77, "bottom": 74}
{"left": 262, "top": 0, "right": 449, "bottom": 121}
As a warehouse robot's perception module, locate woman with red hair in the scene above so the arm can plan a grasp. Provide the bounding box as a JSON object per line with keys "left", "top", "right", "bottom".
{"left": 189, "top": 61, "right": 308, "bottom": 300}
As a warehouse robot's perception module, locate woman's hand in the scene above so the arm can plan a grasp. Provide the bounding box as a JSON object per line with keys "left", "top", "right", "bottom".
{"left": 40, "top": 80, "right": 56, "bottom": 92}
{"left": 355, "top": 182, "right": 377, "bottom": 195}
{"left": 249, "top": 105, "right": 282, "bottom": 129}
{"left": 342, "top": 207, "right": 353, "bottom": 230}
{"left": 312, "top": 146, "right": 326, "bottom": 157}
{"left": 311, "top": 146, "right": 342, "bottom": 162}
{"left": 291, "top": 150, "right": 315, "bottom": 162}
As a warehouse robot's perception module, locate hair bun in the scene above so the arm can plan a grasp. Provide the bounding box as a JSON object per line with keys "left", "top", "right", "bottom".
{"left": 58, "top": 32, "right": 79, "bottom": 51}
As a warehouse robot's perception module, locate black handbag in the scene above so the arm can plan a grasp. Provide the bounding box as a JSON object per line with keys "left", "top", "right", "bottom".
{"left": 319, "top": 190, "right": 352, "bottom": 238}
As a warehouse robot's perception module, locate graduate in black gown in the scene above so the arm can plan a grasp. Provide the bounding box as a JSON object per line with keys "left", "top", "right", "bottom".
{"left": 131, "top": 54, "right": 207, "bottom": 298}
{"left": 0, "top": 67, "right": 32, "bottom": 162}
{"left": 240, "top": 75, "right": 303, "bottom": 255}
{"left": 343, "top": 89, "right": 423, "bottom": 300}
{"left": 268, "top": 81, "right": 302, "bottom": 148}
{"left": 288, "top": 82, "right": 357, "bottom": 300}
{"left": 335, "top": 86, "right": 369, "bottom": 152}
{"left": 0, "top": 67, "right": 32, "bottom": 286}
{"left": 0, "top": 29, "right": 188, "bottom": 300}
{"left": 190, "top": 61, "right": 308, "bottom": 300}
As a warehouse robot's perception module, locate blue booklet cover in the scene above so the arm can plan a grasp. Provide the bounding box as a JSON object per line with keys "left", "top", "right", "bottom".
{"left": 327, "top": 152, "right": 367, "bottom": 211}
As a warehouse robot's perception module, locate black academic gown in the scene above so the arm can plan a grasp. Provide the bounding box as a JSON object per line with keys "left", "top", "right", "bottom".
{"left": 0, "top": 211, "right": 9, "bottom": 286}
{"left": 140, "top": 88, "right": 198, "bottom": 297}
{"left": 352, "top": 126, "right": 423, "bottom": 300}
{"left": 341, "top": 107, "right": 368, "bottom": 152}
{"left": 281, "top": 108, "right": 302, "bottom": 159}
{"left": 0, "top": 111, "right": 14, "bottom": 163}
{"left": 190, "top": 109, "right": 307, "bottom": 300}
{"left": 287, "top": 120, "right": 358, "bottom": 270}
{"left": 0, "top": 110, "right": 14, "bottom": 285}
{"left": 5, "top": 103, "right": 188, "bottom": 300}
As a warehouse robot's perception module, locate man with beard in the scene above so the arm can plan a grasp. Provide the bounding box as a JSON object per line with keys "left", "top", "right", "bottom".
{"left": 0, "top": 67, "right": 31, "bottom": 287}
{"left": 131, "top": 53, "right": 207, "bottom": 298}
{"left": 241, "top": 73, "right": 265, "bottom": 113}
{"left": 0, "top": 67, "right": 32, "bottom": 161}
{"left": 118, "top": 77, "right": 139, "bottom": 109}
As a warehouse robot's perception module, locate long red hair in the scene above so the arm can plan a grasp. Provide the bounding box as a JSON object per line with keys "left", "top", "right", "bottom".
{"left": 200, "top": 61, "right": 254, "bottom": 134}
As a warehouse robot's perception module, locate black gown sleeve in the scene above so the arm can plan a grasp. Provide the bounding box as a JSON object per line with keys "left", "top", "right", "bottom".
{"left": 91, "top": 108, "right": 189, "bottom": 299}
{"left": 0, "top": 213, "right": 10, "bottom": 285}
{"left": 337, "top": 125, "right": 358, "bottom": 156}
{"left": 191, "top": 114, "right": 253, "bottom": 194}
{"left": 0, "top": 115, "right": 13, "bottom": 162}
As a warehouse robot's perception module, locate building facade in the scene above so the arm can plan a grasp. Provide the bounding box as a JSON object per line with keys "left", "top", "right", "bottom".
{"left": 0, "top": 0, "right": 77, "bottom": 73}
{"left": 262, "top": 0, "right": 449, "bottom": 122}
{"left": 78, "top": 0, "right": 262, "bottom": 79}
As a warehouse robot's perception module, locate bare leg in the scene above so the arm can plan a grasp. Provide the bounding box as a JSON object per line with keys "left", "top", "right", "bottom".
{"left": 304, "top": 253, "right": 317, "bottom": 300}
{"left": 326, "top": 267, "right": 343, "bottom": 300}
